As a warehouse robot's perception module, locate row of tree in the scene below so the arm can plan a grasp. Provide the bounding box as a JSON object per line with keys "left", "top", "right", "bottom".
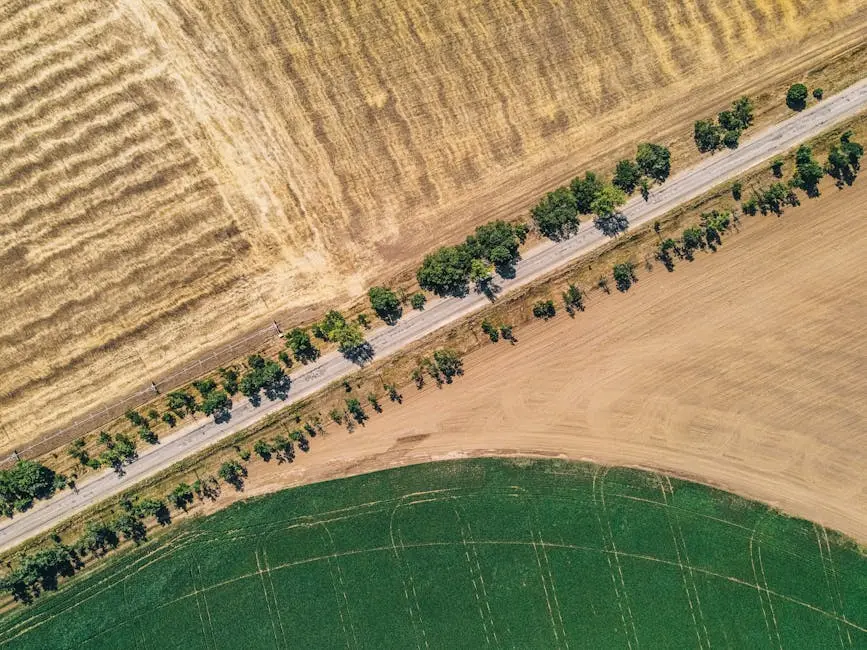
{"left": 694, "top": 96, "right": 754, "bottom": 153}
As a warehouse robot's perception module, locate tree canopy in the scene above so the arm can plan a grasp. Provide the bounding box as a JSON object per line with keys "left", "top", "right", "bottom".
{"left": 635, "top": 143, "right": 671, "bottom": 183}
{"left": 613, "top": 159, "right": 642, "bottom": 194}
{"left": 786, "top": 83, "right": 808, "bottom": 111}
{"left": 417, "top": 245, "right": 473, "bottom": 295}
{"left": 531, "top": 186, "right": 579, "bottom": 239}
{"left": 368, "top": 286, "right": 401, "bottom": 323}
{"left": 570, "top": 171, "right": 604, "bottom": 214}
{"left": 790, "top": 144, "right": 823, "bottom": 197}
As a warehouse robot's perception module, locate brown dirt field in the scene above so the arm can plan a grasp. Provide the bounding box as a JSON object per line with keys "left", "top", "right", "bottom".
{"left": 2, "top": 0, "right": 867, "bottom": 449}
{"left": 218, "top": 178, "right": 867, "bottom": 543}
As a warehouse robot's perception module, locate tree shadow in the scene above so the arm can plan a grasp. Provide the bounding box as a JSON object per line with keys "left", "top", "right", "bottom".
{"left": 593, "top": 213, "right": 629, "bottom": 237}
{"left": 343, "top": 342, "right": 375, "bottom": 366}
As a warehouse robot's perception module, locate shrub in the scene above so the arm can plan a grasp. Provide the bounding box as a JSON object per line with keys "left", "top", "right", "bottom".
{"left": 409, "top": 292, "right": 426, "bottom": 310}
{"left": 138, "top": 427, "right": 158, "bottom": 445}
{"left": 285, "top": 328, "right": 318, "bottom": 363}
{"left": 218, "top": 460, "right": 246, "bottom": 489}
{"left": 731, "top": 181, "right": 742, "bottom": 201}
{"left": 741, "top": 197, "right": 759, "bottom": 216}
{"left": 433, "top": 349, "right": 463, "bottom": 382}
{"left": 166, "top": 391, "right": 196, "bottom": 416}
{"left": 722, "top": 130, "right": 740, "bottom": 149}
{"left": 346, "top": 398, "right": 366, "bottom": 424}
{"left": 770, "top": 158, "right": 784, "bottom": 177}
{"left": 532, "top": 300, "right": 556, "bottom": 320}
{"left": 219, "top": 367, "right": 239, "bottom": 395}
{"left": 681, "top": 227, "right": 705, "bottom": 258}
{"left": 253, "top": 440, "right": 273, "bottom": 461}
{"left": 481, "top": 319, "right": 499, "bottom": 342}
{"left": 790, "top": 144, "right": 823, "bottom": 197}
{"left": 813, "top": 88, "right": 823, "bottom": 101}
{"left": 612, "top": 262, "right": 636, "bottom": 292}
{"left": 367, "top": 393, "right": 381, "bottom": 412}
{"left": 786, "top": 83, "right": 808, "bottom": 111}
{"left": 562, "top": 284, "right": 583, "bottom": 313}
{"left": 124, "top": 410, "right": 145, "bottom": 427}
{"left": 499, "top": 324, "right": 513, "bottom": 341}
{"left": 278, "top": 351, "right": 293, "bottom": 368}
{"left": 167, "top": 484, "right": 194, "bottom": 510}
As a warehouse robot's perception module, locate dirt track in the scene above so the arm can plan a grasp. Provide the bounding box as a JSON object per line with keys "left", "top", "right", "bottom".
{"left": 235, "top": 179, "right": 867, "bottom": 543}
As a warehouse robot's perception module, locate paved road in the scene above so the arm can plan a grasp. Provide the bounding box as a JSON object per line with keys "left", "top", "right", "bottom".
{"left": 3, "top": 77, "right": 867, "bottom": 552}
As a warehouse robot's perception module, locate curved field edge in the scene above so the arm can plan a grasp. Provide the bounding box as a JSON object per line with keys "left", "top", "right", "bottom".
{"left": 0, "top": 458, "right": 864, "bottom": 649}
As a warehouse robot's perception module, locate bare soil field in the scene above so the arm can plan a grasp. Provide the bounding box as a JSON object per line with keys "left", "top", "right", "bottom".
{"left": 2, "top": 0, "right": 867, "bottom": 448}
{"left": 223, "top": 178, "right": 867, "bottom": 543}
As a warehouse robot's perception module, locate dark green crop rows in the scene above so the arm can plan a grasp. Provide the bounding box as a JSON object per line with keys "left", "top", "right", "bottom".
{"left": 0, "top": 458, "right": 864, "bottom": 649}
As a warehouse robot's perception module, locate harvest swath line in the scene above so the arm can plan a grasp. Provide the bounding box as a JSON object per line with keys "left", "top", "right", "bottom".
{"left": 3, "top": 77, "right": 867, "bottom": 553}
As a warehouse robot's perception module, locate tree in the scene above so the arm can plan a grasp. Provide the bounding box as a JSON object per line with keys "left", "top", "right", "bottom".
{"left": 791, "top": 144, "right": 823, "bottom": 196}
{"left": 166, "top": 391, "right": 196, "bottom": 417}
{"left": 786, "top": 83, "right": 808, "bottom": 111}
{"left": 694, "top": 119, "right": 722, "bottom": 153}
{"left": 112, "top": 512, "right": 146, "bottom": 543}
{"left": 125, "top": 410, "right": 145, "bottom": 427}
{"left": 717, "top": 110, "right": 740, "bottom": 132}
{"left": 135, "top": 498, "right": 169, "bottom": 522}
{"left": 612, "top": 262, "right": 636, "bottom": 292}
{"left": 138, "top": 426, "right": 158, "bottom": 445}
{"left": 329, "top": 409, "right": 343, "bottom": 424}
{"left": 417, "top": 245, "right": 473, "bottom": 295}
{"left": 656, "top": 238, "right": 678, "bottom": 271}
{"left": 0, "top": 461, "right": 61, "bottom": 517}
{"left": 591, "top": 184, "right": 628, "bottom": 236}
{"left": 613, "top": 159, "right": 642, "bottom": 194}
{"left": 813, "top": 88, "right": 823, "bottom": 101}
{"left": 356, "top": 313, "right": 370, "bottom": 329}
{"left": 562, "top": 284, "right": 584, "bottom": 314}
{"left": 722, "top": 130, "right": 741, "bottom": 149}
{"left": 367, "top": 393, "right": 381, "bottom": 413}
{"left": 285, "top": 328, "right": 318, "bottom": 363}
{"left": 239, "top": 358, "right": 287, "bottom": 400}
{"left": 201, "top": 390, "right": 230, "bottom": 419}
{"left": 732, "top": 96, "right": 754, "bottom": 129}
{"left": 826, "top": 131, "right": 864, "bottom": 187}
{"left": 345, "top": 398, "right": 366, "bottom": 424}
{"left": 770, "top": 158, "right": 784, "bottom": 177}
{"left": 192, "top": 379, "right": 216, "bottom": 398}
{"left": 531, "top": 186, "right": 579, "bottom": 239}
{"left": 681, "top": 227, "right": 705, "bottom": 258}
{"left": 465, "top": 220, "right": 523, "bottom": 268}
{"left": 219, "top": 367, "right": 239, "bottom": 394}
{"left": 639, "top": 178, "right": 650, "bottom": 201}
{"left": 469, "top": 258, "right": 494, "bottom": 291}
{"left": 253, "top": 439, "right": 273, "bottom": 461}
{"left": 167, "top": 483, "right": 194, "bottom": 510}
{"left": 278, "top": 351, "right": 293, "bottom": 367}
{"left": 731, "top": 181, "right": 743, "bottom": 201}
{"left": 410, "top": 292, "right": 426, "bottom": 310}
{"left": 532, "top": 300, "right": 556, "bottom": 320}
{"left": 433, "top": 349, "right": 463, "bottom": 382}
{"left": 481, "top": 319, "right": 499, "bottom": 342}
{"left": 635, "top": 143, "right": 671, "bottom": 183}
{"left": 218, "top": 460, "right": 246, "bottom": 489}
{"left": 499, "top": 324, "right": 514, "bottom": 341}
{"left": 385, "top": 383, "right": 401, "bottom": 402}
{"left": 368, "top": 286, "right": 401, "bottom": 323}
{"left": 570, "top": 171, "right": 604, "bottom": 214}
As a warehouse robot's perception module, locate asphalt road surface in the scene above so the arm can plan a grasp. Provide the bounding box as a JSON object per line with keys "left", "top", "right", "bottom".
{"left": 3, "top": 76, "right": 867, "bottom": 552}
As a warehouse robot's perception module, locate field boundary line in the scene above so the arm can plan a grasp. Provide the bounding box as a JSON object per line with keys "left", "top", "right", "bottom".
{"left": 321, "top": 523, "right": 358, "bottom": 649}
{"left": 189, "top": 563, "right": 213, "bottom": 650}
{"left": 532, "top": 524, "right": 569, "bottom": 649}
{"left": 661, "top": 475, "right": 711, "bottom": 649}
{"left": 262, "top": 548, "right": 289, "bottom": 648}
{"left": 196, "top": 560, "right": 217, "bottom": 649}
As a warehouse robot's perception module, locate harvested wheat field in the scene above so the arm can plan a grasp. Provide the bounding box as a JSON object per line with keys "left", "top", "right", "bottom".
{"left": 2, "top": 0, "right": 867, "bottom": 448}
{"left": 227, "top": 179, "right": 867, "bottom": 544}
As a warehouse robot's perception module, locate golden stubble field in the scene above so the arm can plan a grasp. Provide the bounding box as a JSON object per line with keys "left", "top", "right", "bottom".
{"left": 231, "top": 178, "right": 867, "bottom": 544}
{"left": 2, "top": 0, "right": 867, "bottom": 446}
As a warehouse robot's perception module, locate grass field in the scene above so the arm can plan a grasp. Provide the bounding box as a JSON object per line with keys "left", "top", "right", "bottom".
{"left": 2, "top": 0, "right": 867, "bottom": 449}
{"left": 1, "top": 458, "right": 864, "bottom": 648}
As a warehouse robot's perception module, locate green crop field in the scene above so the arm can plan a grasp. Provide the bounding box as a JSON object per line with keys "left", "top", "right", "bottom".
{"left": 0, "top": 458, "right": 865, "bottom": 649}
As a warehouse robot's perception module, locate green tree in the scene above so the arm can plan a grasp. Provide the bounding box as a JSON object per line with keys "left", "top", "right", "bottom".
{"left": 124, "top": 410, "right": 145, "bottom": 427}
{"left": 791, "top": 144, "right": 824, "bottom": 196}
{"left": 385, "top": 383, "right": 401, "bottom": 402}
{"left": 612, "top": 262, "right": 636, "bottom": 292}
{"left": 592, "top": 184, "right": 628, "bottom": 236}
{"left": 368, "top": 286, "right": 401, "bottom": 323}
{"left": 167, "top": 483, "right": 194, "bottom": 510}
{"left": 219, "top": 367, "right": 239, "bottom": 394}
{"left": 731, "top": 181, "right": 743, "bottom": 201}
{"left": 531, "top": 186, "right": 579, "bottom": 239}
{"left": 562, "top": 284, "right": 584, "bottom": 314}
{"left": 138, "top": 426, "right": 158, "bottom": 445}
{"left": 770, "top": 158, "right": 784, "bottom": 178}
{"left": 717, "top": 110, "right": 740, "bottom": 132}
{"left": 694, "top": 119, "right": 722, "bottom": 153}
{"left": 613, "top": 159, "right": 642, "bottom": 194}
{"left": 346, "top": 398, "right": 366, "bottom": 424}
{"left": 409, "top": 292, "right": 426, "bottom": 310}
{"left": 218, "top": 460, "right": 246, "bottom": 490}
{"left": 469, "top": 258, "right": 494, "bottom": 291}
{"left": 417, "top": 245, "right": 473, "bottom": 295}
{"left": 786, "top": 83, "right": 808, "bottom": 111}
{"left": 285, "top": 328, "right": 318, "bottom": 363}
{"left": 201, "top": 390, "right": 230, "bottom": 418}
{"left": 166, "top": 391, "right": 196, "bottom": 417}
{"left": 367, "top": 393, "right": 382, "bottom": 413}
{"left": 635, "top": 143, "right": 671, "bottom": 183}
{"left": 433, "top": 349, "right": 463, "bottom": 382}
{"left": 681, "top": 227, "right": 705, "bottom": 258}
{"left": 481, "top": 319, "right": 499, "bottom": 342}
{"left": 569, "top": 171, "right": 604, "bottom": 214}
{"left": 192, "top": 379, "right": 216, "bottom": 398}
{"left": 732, "top": 96, "right": 754, "bottom": 129}
{"left": 532, "top": 300, "right": 556, "bottom": 320}
{"left": 253, "top": 439, "right": 273, "bottom": 461}
{"left": 499, "top": 324, "right": 514, "bottom": 341}
{"left": 722, "top": 130, "right": 740, "bottom": 149}
{"left": 278, "top": 351, "right": 293, "bottom": 367}
{"left": 813, "top": 88, "right": 823, "bottom": 100}
{"left": 656, "top": 238, "right": 678, "bottom": 271}
{"left": 464, "top": 220, "right": 523, "bottom": 267}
